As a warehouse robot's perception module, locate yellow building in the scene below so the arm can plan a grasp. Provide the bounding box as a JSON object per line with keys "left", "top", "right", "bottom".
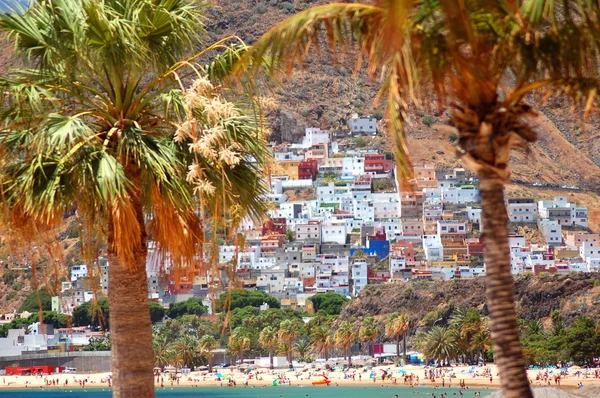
{"left": 278, "top": 160, "right": 300, "bottom": 180}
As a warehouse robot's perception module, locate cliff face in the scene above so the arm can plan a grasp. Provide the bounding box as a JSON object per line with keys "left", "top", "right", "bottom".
{"left": 340, "top": 273, "right": 600, "bottom": 325}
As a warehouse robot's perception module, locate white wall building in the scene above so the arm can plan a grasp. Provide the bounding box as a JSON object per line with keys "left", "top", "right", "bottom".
{"left": 302, "top": 127, "right": 330, "bottom": 148}
{"left": 351, "top": 259, "right": 368, "bottom": 296}
{"left": 507, "top": 198, "right": 537, "bottom": 222}
{"left": 441, "top": 186, "right": 479, "bottom": 204}
{"left": 423, "top": 235, "right": 444, "bottom": 261}
{"left": 70, "top": 264, "right": 88, "bottom": 281}
{"left": 322, "top": 223, "right": 348, "bottom": 244}
{"left": 349, "top": 114, "right": 377, "bottom": 135}
{"left": 538, "top": 219, "right": 562, "bottom": 246}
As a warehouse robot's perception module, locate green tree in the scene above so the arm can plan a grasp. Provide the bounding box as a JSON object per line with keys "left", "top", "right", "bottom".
{"left": 566, "top": 316, "right": 600, "bottom": 365}
{"left": 153, "top": 334, "right": 173, "bottom": 370}
{"left": 18, "top": 289, "right": 53, "bottom": 313}
{"left": 359, "top": 316, "right": 380, "bottom": 356}
{"left": 417, "top": 326, "right": 458, "bottom": 366}
{"left": 308, "top": 292, "right": 348, "bottom": 316}
{"left": 217, "top": 290, "right": 280, "bottom": 311}
{"left": 279, "top": 319, "right": 300, "bottom": 366}
{"left": 26, "top": 311, "right": 71, "bottom": 329}
{"left": 293, "top": 338, "right": 313, "bottom": 360}
{"left": 311, "top": 325, "right": 333, "bottom": 361}
{"left": 241, "top": 2, "right": 600, "bottom": 396}
{"left": 258, "top": 326, "right": 278, "bottom": 370}
{"left": 335, "top": 320, "right": 356, "bottom": 366}
{"left": 228, "top": 327, "right": 251, "bottom": 363}
{"left": 385, "top": 313, "right": 409, "bottom": 358}
{"left": 173, "top": 334, "right": 201, "bottom": 369}
{"left": 199, "top": 335, "right": 219, "bottom": 373}
{"left": 148, "top": 302, "right": 166, "bottom": 324}
{"left": 167, "top": 298, "right": 207, "bottom": 319}
{"left": 81, "top": 336, "right": 111, "bottom": 351}
{"left": 72, "top": 298, "right": 110, "bottom": 329}
{"left": 0, "top": 1, "right": 269, "bottom": 396}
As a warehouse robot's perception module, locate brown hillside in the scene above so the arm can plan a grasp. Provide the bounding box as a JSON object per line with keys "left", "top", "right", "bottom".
{"left": 340, "top": 273, "right": 600, "bottom": 326}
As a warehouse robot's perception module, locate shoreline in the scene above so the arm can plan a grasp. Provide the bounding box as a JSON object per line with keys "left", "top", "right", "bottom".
{"left": 0, "top": 364, "right": 596, "bottom": 392}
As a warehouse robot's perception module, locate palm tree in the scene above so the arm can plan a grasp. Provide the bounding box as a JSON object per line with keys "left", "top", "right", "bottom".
{"left": 258, "top": 326, "right": 278, "bottom": 369}
{"left": 238, "top": 2, "right": 600, "bottom": 396}
{"left": 227, "top": 327, "right": 251, "bottom": 364}
{"left": 294, "top": 339, "right": 313, "bottom": 360}
{"left": 418, "top": 326, "right": 458, "bottom": 366}
{"left": 0, "top": 1, "right": 268, "bottom": 396}
{"left": 199, "top": 335, "right": 219, "bottom": 373}
{"left": 152, "top": 334, "right": 173, "bottom": 371}
{"left": 335, "top": 320, "right": 356, "bottom": 366}
{"left": 522, "top": 319, "right": 545, "bottom": 337}
{"left": 385, "top": 313, "right": 409, "bottom": 359}
{"left": 173, "top": 335, "right": 201, "bottom": 370}
{"left": 279, "top": 319, "right": 299, "bottom": 366}
{"left": 311, "top": 325, "right": 333, "bottom": 360}
{"left": 359, "top": 316, "right": 380, "bottom": 356}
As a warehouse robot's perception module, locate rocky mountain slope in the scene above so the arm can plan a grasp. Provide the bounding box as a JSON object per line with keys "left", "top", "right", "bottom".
{"left": 206, "top": 0, "right": 600, "bottom": 190}
{"left": 341, "top": 273, "right": 600, "bottom": 326}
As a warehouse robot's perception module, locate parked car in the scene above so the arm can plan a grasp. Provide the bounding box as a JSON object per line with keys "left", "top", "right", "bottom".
{"left": 63, "top": 368, "right": 77, "bottom": 373}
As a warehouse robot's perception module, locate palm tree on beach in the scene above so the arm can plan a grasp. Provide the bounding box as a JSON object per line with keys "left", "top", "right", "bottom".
{"left": 359, "top": 316, "right": 380, "bottom": 356}
{"left": 238, "top": 2, "right": 600, "bottom": 396}
{"left": 0, "top": 1, "right": 268, "bottom": 396}
{"left": 173, "top": 334, "right": 201, "bottom": 370}
{"left": 199, "top": 335, "right": 219, "bottom": 373}
{"left": 259, "top": 326, "right": 278, "bottom": 369}
{"left": 294, "top": 339, "right": 313, "bottom": 359}
{"left": 385, "top": 313, "right": 409, "bottom": 359}
{"left": 417, "top": 326, "right": 458, "bottom": 367}
{"left": 335, "top": 320, "right": 356, "bottom": 366}
{"left": 152, "top": 334, "right": 173, "bottom": 371}
{"left": 228, "top": 327, "right": 251, "bottom": 364}
{"left": 311, "top": 325, "right": 333, "bottom": 360}
{"left": 279, "top": 319, "right": 299, "bottom": 366}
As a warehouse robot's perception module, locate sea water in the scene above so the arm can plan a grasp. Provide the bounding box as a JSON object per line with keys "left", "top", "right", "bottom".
{"left": 0, "top": 386, "right": 496, "bottom": 397}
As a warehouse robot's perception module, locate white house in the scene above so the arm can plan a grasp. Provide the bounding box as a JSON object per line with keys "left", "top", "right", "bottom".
{"left": 351, "top": 259, "right": 368, "bottom": 296}
{"left": 441, "top": 186, "right": 479, "bottom": 204}
{"left": 580, "top": 241, "right": 600, "bottom": 262}
{"left": 322, "top": 223, "right": 348, "bottom": 244}
{"left": 342, "top": 156, "right": 365, "bottom": 178}
{"left": 423, "top": 235, "right": 444, "bottom": 261}
{"left": 538, "top": 219, "right": 562, "bottom": 246}
{"left": 507, "top": 198, "right": 537, "bottom": 223}
{"left": 301, "top": 127, "right": 330, "bottom": 148}
{"left": 349, "top": 114, "right": 377, "bottom": 135}
{"left": 70, "top": 264, "right": 88, "bottom": 281}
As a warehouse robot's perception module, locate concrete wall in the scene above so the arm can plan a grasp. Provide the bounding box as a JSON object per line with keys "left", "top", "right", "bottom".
{"left": 0, "top": 352, "right": 111, "bottom": 373}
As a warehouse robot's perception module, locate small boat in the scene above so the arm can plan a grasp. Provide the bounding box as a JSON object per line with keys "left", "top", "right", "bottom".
{"left": 311, "top": 375, "right": 331, "bottom": 386}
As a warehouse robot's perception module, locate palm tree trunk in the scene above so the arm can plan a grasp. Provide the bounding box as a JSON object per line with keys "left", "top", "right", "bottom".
{"left": 396, "top": 335, "right": 400, "bottom": 357}
{"left": 348, "top": 346, "right": 352, "bottom": 366}
{"left": 269, "top": 348, "right": 274, "bottom": 370}
{"left": 208, "top": 355, "right": 213, "bottom": 373}
{"left": 402, "top": 333, "right": 407, "bottom": 364}
{"left": 479, "top": 170, "right": 532, "bottom": 398}
{"left": 108, "top": 200, "right": 154, "bottom": 398}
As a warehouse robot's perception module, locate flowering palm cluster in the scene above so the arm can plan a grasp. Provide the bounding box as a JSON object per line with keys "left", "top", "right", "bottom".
{"left": 175, "top": 76, "right": 246, "bottom": 197}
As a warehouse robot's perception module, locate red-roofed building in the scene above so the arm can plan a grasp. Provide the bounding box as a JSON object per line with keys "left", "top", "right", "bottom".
{"left": 262, "top": 218, "right": 287, "bottom": 236}
{"left": 364, "top": 153, "right": 393, "bottom": 174}
{"left": 299, "top": 159, "right": 318, "bottom": 180}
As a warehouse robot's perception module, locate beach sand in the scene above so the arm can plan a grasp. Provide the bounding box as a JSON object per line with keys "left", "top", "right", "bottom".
{"left": 0, "top": 364, "right": 597, "bottom": 392}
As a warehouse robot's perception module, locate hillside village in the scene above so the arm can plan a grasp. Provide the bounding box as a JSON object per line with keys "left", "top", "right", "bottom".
{"left": 2, "top": 114, "right": 598, "bottom": 351}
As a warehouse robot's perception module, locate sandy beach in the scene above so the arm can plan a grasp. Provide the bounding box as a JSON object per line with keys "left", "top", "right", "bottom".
{"left": 1, "top": 364, "right": 598, "bottom": 392}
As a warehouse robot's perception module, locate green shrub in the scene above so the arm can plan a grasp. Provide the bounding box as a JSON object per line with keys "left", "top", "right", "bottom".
{"left": 255, "top": 3, "right": 267, "bottom": 14}
{"left": 279, "top": 1, "right": 293, "bottom": 12}
{"left": 422, "top": 116, "right": 436, "bottom": 126}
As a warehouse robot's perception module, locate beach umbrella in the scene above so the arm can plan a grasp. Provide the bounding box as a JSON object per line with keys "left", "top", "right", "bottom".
{"left": 368, "top": 358, "right": 379, "bottom": 363}
{"left": 197, "top": 366, "right": 208, "bottom": 371}
{"left": 382, "top": 360, "right": 394, "bottom": 365}
{"left": 353, "top": 360, "right": 366, "bottom": 367}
